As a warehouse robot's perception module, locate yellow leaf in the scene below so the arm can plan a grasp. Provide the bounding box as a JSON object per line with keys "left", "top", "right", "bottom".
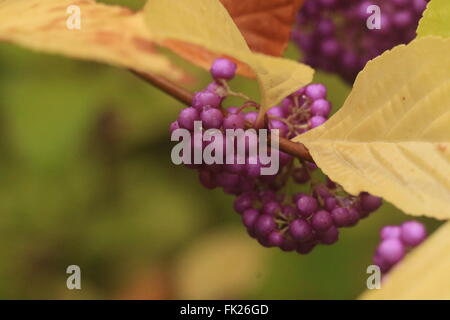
{"left": 0, "top": 0, "right": 186, "bottom": 81}
{"left": 417, "top": 0, "right": 450, "bottom": 38}
{"left": 360, "top": 221, "right": 450, "bottom": 300}
{"left": 294, "top": 37, "right": 450, "bottom": 220}
{"left": 144, "top": 0, "right": 314, "bottom": 115}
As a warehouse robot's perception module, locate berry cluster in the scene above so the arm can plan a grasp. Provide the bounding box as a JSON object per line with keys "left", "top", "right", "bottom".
{"left": 293, "top": 0, "right": 428, "bottom": 83}
{"left": 170, "top": 58, "right": 382, "bottom": 254}
{"left": 373, "top": 221, "right": 427, "bottom": 273}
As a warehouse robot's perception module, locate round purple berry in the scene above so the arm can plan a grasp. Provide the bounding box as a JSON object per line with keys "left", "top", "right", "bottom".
{"left": 244, "top": 111, "right": 258, "bottom": 126}
{"left": 263, "top": 201, "right": 281, "bottom": 216}
{"left": 267, "top": 231, "right": 285, "bottom": 247}
{"left": 311, "top": 99, "right": 331, "bottom": 117}
{"left": 380, "top": 225, "right": 401, "bottom": 240}
{"left": 269, "top": 119, "right": 288, "bottom": 137}
{"left": 311, "top": 210, "right": 333, "bottom": 232}
{"left": 305, "top": 84, "right": 327, "bottom": 100}
{"left": 296, "top": 195, "right": 318, "bottom": 217}
{"left": 360, "top": 193, "right": 382, "bottom": 213}
{"left": 267, "top": 106, "right": 285, "bottom": 118}
{"left": 177, "top": 107, "right": 200, "bottom": 131}
{"left": 296, "top": 240, "right": 317, "bottom": 255}
{"left": 223, "top": 113, "right": 245, "bottom": 130}
{"left": 309, "top": 115, "right": 327, "bottom": 129}
{"left": 210, "top": 58, "right": 237, "bottom": 80}
{"left": 193, "top": 91, "right": 222, "bottom": 110}
{"left": 292, "top": 167, "right": 310, "bottom": 184}
{"left": 400, "top": 221, "right": 427, "bottom": 247}
{"left": 324, "top": 197, "right": 338, "bottom": 211}
{"left": 377, "top": 238, "right": 405, "bottom": 264}
{"left": 242, "top": 208, "right": 260, "bottom": 230}
{"left": 331, "top": 207, "right": 350, "bottom": 227}
{"left": 254, "top": 214, "right": 277, "bottom": 237}
{"left": 201, "top": 107, "right": 223, "bottom": 129}
{"left": 289, "top": 219, "right": 314, "bottom": 242}
{"left": 233, "top": 193, "right": 255, "bottom": 214}
{"left": 198, "top": 170, "right": 217, "bottom": 189}
{"left": 317, "top": 226, "right": 339, "bottom": 245}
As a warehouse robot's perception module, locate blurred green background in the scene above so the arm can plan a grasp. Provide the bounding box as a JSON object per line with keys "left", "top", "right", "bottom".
{"left": 0, "top": 0, "right": 441, "bottom": 299}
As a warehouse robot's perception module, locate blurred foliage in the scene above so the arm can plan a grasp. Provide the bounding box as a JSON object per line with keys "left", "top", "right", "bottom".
{"left": 0, "top": 3, "right": 442, "bottom": 299}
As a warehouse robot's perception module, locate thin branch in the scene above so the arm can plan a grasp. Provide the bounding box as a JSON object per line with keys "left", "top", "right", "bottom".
{"left": 131, "top": 70, "right": 193, "bottom": 105}
{"left": 132, "top": 70, "right": 313, "bottom": 162}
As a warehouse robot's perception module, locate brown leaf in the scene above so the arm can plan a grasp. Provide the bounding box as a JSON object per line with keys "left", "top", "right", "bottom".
{"left": 220, "top": 0, "right": 304, "bottom": 56}
{"left": 0, "top": 0, "right": 187, "bottom": 81}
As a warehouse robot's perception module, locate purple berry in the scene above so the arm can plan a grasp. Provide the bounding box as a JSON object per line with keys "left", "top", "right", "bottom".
{"left": 311, "top": 210, "right": 333, "bottom": 232}
{"left": 305, "top": 84, "right": 327, "bottom": 100}
{"left": 311, "top": 99, "right": 331, "bottom": 117}
{"left": 321, "top": 38, "right": 340, "bottom": 57}
{"left": 201, "top": 107, "right": 223, "bottom": 129}
{"left": 246, "top": 158, "right": 262, "bottom": 177}
{"left": 282, "top": 206, "right": 298, "bottom": 220}
{"left": 313, "top": 185, "right": 333, "bottom": 199}
{"left": 216, "top": 172, "right": 240, "bottom": 188}
{"left": 318, "top": 225, "right": 339, "bottom": 245}
{"left": 193, "top": 91, "right": 222, "bottom": 110}
{"left": 210, "top": 58, "right": 237, "bottom": 80}
{"left": 309, "top": 115, "right": 327, "bottom": 128}
{"left": 296, "top": 240, "right": 317, "bottom": 255}
{"left": 296, "top": 195, "right": 318, "bottom": 217}
{"left": 177, "top": 107, "right": 200, "bottom": 131}
{"left": 380, "top": 225, "right": 401, "bottom": 240}
{"left": 206, "top": 81, "right": 224, "bottom": 93}
{"left": 259, "top": 191, "right": 277, "bottom": 204}
{"left": 289, "top": 219, "right": 314, "bottom": 242}
{"left": 280, "top": 237, "right": 298, "bottom": 252}
{"left": 377, "top": 238, "right": 405, "bottom": 264}
{"left": 244, "top": 111, "right": 258, "bottom": 126}
{"left": 360, "top": 193, "right": 382, "bottom": 213}
{"left": 242, "top": 208, "right": 260, "bottom": 230}
{"left": 254, "top": 214, "right": 276, "bottom": 237}
{"left": 233, "top": 193, "right": 255, "bottom": 214}
{"left": 373, "top": 253, "right": 391, "bottom": 273}
{"left": 280, "top": 98, "right": 293, "bottom": 114}
{"left": 267, "top": 106, "right": 285, "bottom": 118}
{"left": 392, "top": 10, "right": 413, "bottom": 28}
{"left": 263, "top": 201, "right": 281, "bottom": 216}
{"left": 400, "top": 221, "right": 427, "bottom": 247}
{"left": 324, "top": 197, "right": 338, "bottom": 211}
{"left": 198, "top": 170, "right": 217, "bottom": 189}
{"left": 413, "top": 0, "right": 427, "bottom": 13}
{"left": 224, "top": 161, "right": 245, "bottom": 174}
{"left": 346, "top": 207, "right": 360, "bottom": 227}
{"left": 294, "top": 1, "right": 425, "bottom": 83}
{"left": 223, "top": 113, "right": 245, "bottom": 130}
{"left": 292, "top": 167, "right": 310, "bottom": 184}
{"left": 316, "top": 18, "right": 335, "bottom": 36}
{"left": 331, "top": 207, "right": 350, "bottom": 227}
{"left": 267, "top": 231, "right": 285, "bottom": 247}
{"left": 278, "top": 151, "right": 292, "bottom": 167}
{"left": 269, "top": 119, "right": 288, "bottom": 137}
